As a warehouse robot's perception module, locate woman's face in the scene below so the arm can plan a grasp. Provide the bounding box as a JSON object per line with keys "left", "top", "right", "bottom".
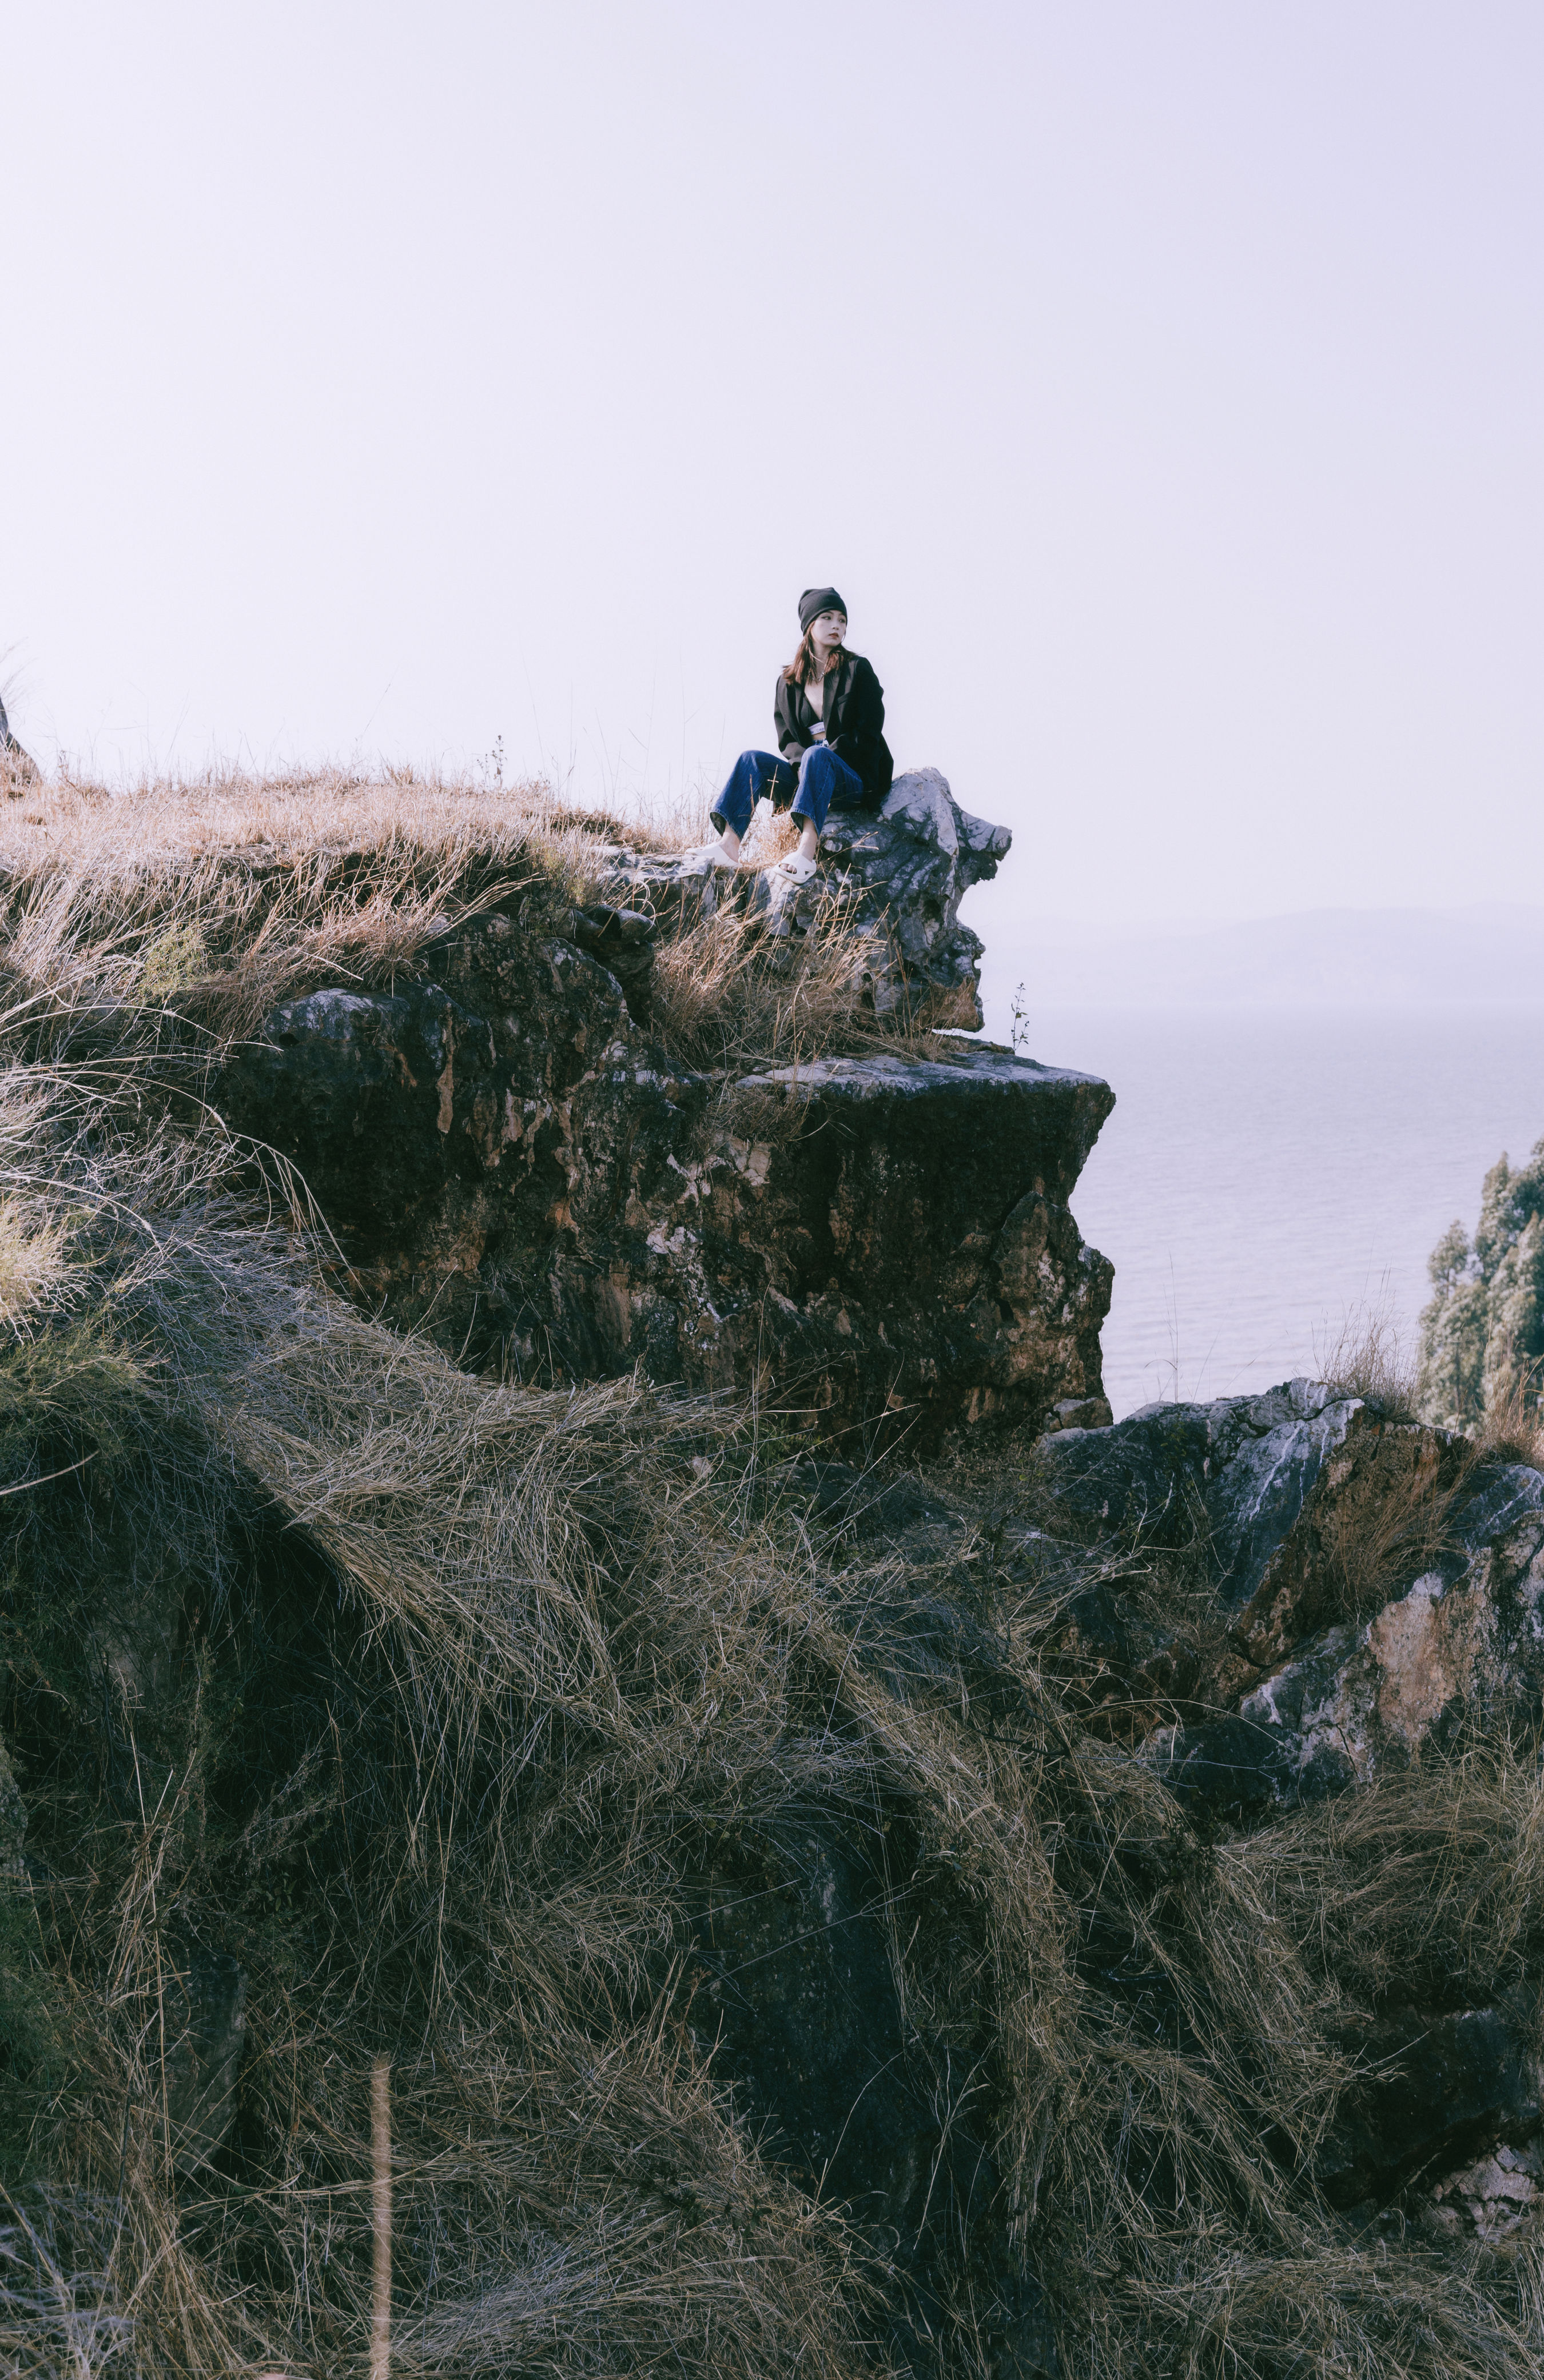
{"left": 810, "top": 609, "right": 846, "bottom": 647}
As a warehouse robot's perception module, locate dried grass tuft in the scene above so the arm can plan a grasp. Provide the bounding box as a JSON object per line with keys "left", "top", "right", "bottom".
{"left": 1320, "top": 1431, "right": 1472, "bottom": 1623}
{"left": 0, "top": 1055, "right": 888, "bottom": 2376}
{"left": 1315, "top": 1302, "right": 1420, "bottom": 1422}
{"left": 1472, "top": 1360, "right": 1544, "bottom": 1471}
{"left": 647, "top": 885, "right": 939, "bottom": 1075}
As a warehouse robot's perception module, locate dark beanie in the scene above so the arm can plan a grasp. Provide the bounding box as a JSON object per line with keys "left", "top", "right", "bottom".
{"left": 798, "top": 586, "right": 847, "bottom": 635}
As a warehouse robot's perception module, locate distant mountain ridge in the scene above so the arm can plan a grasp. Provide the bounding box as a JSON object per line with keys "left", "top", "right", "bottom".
{"left": 1021, "top": 902, "right": 1544, "bottom": 1008}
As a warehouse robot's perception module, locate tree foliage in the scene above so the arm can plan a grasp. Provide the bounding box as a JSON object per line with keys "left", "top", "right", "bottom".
{"left": 1418, "top": 1140, "right": 1544, "bottom": 1429}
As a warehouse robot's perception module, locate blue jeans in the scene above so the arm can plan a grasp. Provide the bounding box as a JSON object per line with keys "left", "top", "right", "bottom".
{"left": 710, "top": 744, "right": 867, "bottom": 840}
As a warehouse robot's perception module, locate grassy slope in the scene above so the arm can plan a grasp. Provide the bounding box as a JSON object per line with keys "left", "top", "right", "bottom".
{"left": 0, "top": 776, "right": 1541, "bottom": 2378}
{"left": 0, "top": 763, "right": 938, "bottom": 1077}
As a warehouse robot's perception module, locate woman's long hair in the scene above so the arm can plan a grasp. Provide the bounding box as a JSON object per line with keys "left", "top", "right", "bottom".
{"left": 781, "top": 623, "right": 846, "bottom": 688}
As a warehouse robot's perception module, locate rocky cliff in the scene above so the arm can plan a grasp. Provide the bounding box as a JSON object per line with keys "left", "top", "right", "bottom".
{"left": 222, "top": 770, "right": 1115, "bottom": 1444}
{"left": 4, "top": 766, "right": 1543, "bottom": 2380}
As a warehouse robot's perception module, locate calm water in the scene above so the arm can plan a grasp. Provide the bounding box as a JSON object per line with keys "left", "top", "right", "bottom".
{"left": 1018, "top": 1006, "right": 1544, "bottom": 1419}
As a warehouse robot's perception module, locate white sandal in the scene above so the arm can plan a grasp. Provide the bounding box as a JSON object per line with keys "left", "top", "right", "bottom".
{"left": 773, "top": 850, "right": 818, "bottom": 884}
{"left": 684, "top": 839, "right": 739, "bottom": 871}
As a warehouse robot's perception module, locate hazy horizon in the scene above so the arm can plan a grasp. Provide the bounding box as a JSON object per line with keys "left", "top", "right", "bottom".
{"left": 8, "top": 3, "right": 1544, "bottom": 929}
{"left": 1004, "top": 899, "right": 1544, "bottom": 931}
{"left": 1028, "top": 1002, "right": 1544, "bottom": 1417}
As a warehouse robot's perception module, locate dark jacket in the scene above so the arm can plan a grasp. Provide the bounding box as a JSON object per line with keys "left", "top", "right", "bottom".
{"left": 773, "top": 649, "right": 893, "bottom": 803}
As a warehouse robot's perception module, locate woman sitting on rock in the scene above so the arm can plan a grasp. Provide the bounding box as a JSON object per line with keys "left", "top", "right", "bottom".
{"left": 693, "top": 587, "right": 894, "bottom": 883}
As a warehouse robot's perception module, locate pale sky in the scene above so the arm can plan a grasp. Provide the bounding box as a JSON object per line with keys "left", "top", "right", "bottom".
{"left": 6, "top": 3, "right": 1542, "bottom": 926}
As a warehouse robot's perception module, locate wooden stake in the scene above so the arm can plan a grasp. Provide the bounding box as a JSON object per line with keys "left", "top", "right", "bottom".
{"left": 370, "top": 2056, "right": 392, "bottom": 2380}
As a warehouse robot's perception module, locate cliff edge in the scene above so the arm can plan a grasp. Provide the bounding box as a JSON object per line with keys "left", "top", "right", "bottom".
{"left": 222, "top": 768, "right": 1116, "bottom": 1442}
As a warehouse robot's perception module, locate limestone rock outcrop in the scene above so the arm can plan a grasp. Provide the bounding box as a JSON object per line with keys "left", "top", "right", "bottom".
{"left": 223, "top": 785, "right": 1113, "bottom": 1444}
{"left": 602, "top": 766, "right": 1011, "bottom": 1029}
{"left": 1036, "top": 1378, "right": 1544, "bottom": 1793}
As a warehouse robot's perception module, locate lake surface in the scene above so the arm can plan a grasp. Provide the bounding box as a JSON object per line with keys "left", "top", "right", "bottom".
{"left": 1012, "top": 1005, "right": 1544, "bottom": 1419}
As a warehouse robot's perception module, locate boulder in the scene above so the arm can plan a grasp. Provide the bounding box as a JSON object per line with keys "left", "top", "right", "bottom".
{"left": 603, "top": 767, "right": 1012, "bottom": 1029}
{"left": 1036, "top": 1379, "right": 1544, "bottom": 1800}
{"left": 1033, "top": 1378, "right": 1371, "bottom": 1602}
{"left": 1240, "top": 1460, "right": 1544, "bottom": 1788}
{"left": 222, "top": 911, "right": 1115, "bottom": 1445}
{"left": 1036, "top": 1381, "right": 1477, "bottom": 1665}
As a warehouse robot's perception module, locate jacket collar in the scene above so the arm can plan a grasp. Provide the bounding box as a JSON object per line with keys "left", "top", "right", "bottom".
{"left": 821, "top": 648, "right": 851, "bottom": 719}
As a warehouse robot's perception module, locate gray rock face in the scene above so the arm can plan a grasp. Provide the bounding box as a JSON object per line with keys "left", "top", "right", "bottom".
{"left": 1241, "top": 1462, "right": 1544, "bottom": 1789}
{"left": 1036, "top": 1377, "right": 1363, "bottom": 1599}
{"left": 604, "top": 766, "right": 1012, "bottom": 1029}
{"left": 1036, "top": 1378, "right": 1544, "bottom": 1793}
{"left": 689, "top": 1822, "right": 1056, "bottom": 2377}
{"left": 1320, "top": 2007, "right": 1542, "bottom": 2208}
{"left": 223, "top": 911, "right": 1115, "bottom": 1444}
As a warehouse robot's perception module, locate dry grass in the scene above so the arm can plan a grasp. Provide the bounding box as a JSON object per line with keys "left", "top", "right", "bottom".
{"left": 3, "top": 1077, "right": 1539, "bottom": 2378}
{"left": 1315, "top": 1312, "right": 1544, "bottom": 1608}
{"left": 0, "top": 786, "right": 1542, "bottom": 2375}
{"left": 1314, "top": 1303, "right": 1420, "bottom": 1423}
{"left": 0, "top": 753, "right": 39, "bottom": 804}
{"left": 0, "top": 1054, "right": 888, "bottom": 2376}
{"left": 0, "top": 759, "right": 672, "bottom": 877}
{"left": 1472, "top": 1361, "right": 1544, "bottom": 1471}
{"left": 1319, "top": 1428, "right": 1473, "bottom": 1624}
{"left": 0, "top": 763, "right": 632, "bottom": 1055}
{"left": 0, "top": 763, "right": 921, "bottom": 1078}
{"left": 1231, "top": 1743, "right": 1544, "bottom": 2016}
{"left": 648, "top": 887, "right": 942, "bottom": 1075}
